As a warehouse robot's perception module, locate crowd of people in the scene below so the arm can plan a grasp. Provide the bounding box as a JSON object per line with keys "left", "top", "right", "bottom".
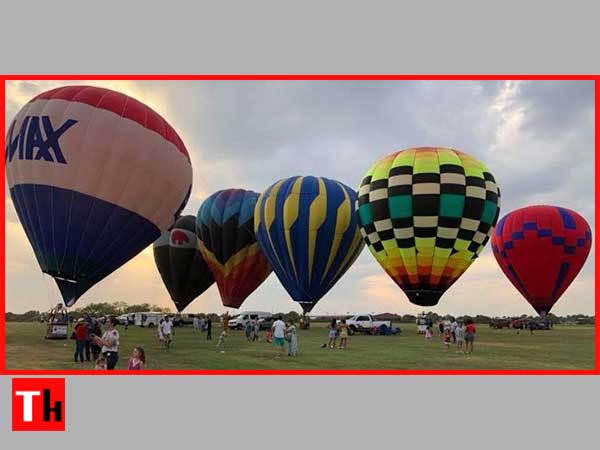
{"left": 322, "top": 318, "right": 350, "bottom": 349}
{"left": 71, "top": 312, "right": 480, "bottom": 370}
{"left": 424, "top": 317, "right": 476, "bottom": 353}
{"left": 216, "top": 315, "right": 299, "bottom": 356}
{"left": 73, "top": 314, "right": 143, "bottom": 370}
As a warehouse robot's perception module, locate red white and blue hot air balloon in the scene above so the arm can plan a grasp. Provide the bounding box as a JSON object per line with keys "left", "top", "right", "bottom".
{"left": 5, "top": 85, "right": 193, "bottom": 307}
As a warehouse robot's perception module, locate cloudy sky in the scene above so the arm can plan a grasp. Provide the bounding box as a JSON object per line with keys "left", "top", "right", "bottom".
{"left": 4, "top": 79, "right": 595, "bottom": 316}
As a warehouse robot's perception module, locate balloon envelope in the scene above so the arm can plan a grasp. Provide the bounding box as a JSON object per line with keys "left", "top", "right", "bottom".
{"left": 5, "top": 85, "right": 192, "bottom": 306}
{"left": 254, "top": 176, "right": 364, "bottom": 313}
{"left": 153, "top": 216, "right": 214, "bottom": 312}
{"left": 357, "top": 147, "right": 500, "bottom": 307}
{"left": 196, "top": 189, "right": 271, "bottom": 308}
{"left": 492, "top": 205, "right": 592, "bottom": 316}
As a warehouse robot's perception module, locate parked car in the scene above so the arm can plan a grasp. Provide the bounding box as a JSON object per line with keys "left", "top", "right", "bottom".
{"left": 228, "top": 312, "right": 273, "bottom": 330}
{"left": 512, "top": 318, "right": 551, "bottom": 330}
{"left": 342, "top": 314, "right": 392, "bottom": 335}
{"left": 490, "top": 318, "right": 512, "bottom": 329}
{"left": 132, "top": 312, "right": 164, "bottom": 327}
{"left": 172, "top": 314, "right": 196, "bottom": 327}
{"left": 116, "top": 314, "right": 135, "bottom": 326}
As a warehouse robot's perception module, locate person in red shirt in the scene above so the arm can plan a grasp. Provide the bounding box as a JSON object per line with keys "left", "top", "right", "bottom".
{"left": 464, "top": 319, "right": 476, "bottom": 354}
{"left": 74, "top": 318, "right": 89, "bottom": 363}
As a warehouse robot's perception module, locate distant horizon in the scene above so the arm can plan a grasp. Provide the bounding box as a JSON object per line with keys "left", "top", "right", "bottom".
{"left": 5, "top": 79, "right": 595, "bottom": 318}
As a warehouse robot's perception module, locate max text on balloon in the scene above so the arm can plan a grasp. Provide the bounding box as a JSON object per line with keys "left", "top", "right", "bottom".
{"left": 5, "top": 115, "right": 78, "bottom": 164}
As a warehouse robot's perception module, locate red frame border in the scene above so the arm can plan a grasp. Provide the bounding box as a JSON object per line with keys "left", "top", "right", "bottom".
{"left": 1, "top": 74, "right": 598, "bottom": 376}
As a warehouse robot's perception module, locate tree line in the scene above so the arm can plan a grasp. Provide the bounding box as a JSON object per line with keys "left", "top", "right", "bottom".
{"left": 5, "top": 302, "right": 595, "bottom": 325}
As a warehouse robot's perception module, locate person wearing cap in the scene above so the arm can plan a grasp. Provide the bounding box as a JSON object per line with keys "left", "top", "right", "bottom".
{"left": 93, "top": 316, "right": 120, "bottom": 370}
{"left": 74, "top": 318, "right": 89, "bottom": 363}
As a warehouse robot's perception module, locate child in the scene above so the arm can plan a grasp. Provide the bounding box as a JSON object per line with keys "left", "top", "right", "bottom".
{"left": 94, "top": 356, "right": 107, "bottom": 370}
{"left": 425, "top": 325, "right": 433, "bottom": 339}
{"left": 338, "top": 319, "right": 349, "bottom": 349}
{"left": 328, "top": 318, "right": 338, "bottom": 349}
{"left": 443, "top": 329, "right": 451, "bottom": 351}
{"left": 157, "top": 319, "right": 165, "bottom": 348}
{"left": 128, "top": 347, "right": 146, "bottom": 370}
{"left": 454, "top": 322, "right": 465, "bottom": 353}
{"left": 216, "top": 331, "right": 227, "bottom": 353}
{"left": 265, "top": 329, "right": 273, "bottom": 343}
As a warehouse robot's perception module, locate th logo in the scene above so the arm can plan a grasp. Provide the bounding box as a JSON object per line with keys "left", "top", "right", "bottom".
{"left": 5, "top": 115, "right": 78, "bottom": 164}
{"left": 12, "top": 378, "right": 65, "bottom": 431}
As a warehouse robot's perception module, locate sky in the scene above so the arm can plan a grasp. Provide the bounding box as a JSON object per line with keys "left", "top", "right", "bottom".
{"left": 4, "top": 79, "right": 595, "bottom": 317}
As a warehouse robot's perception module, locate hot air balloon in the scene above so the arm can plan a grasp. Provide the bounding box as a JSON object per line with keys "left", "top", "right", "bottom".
{"left": 5, "top": 85, "right": 192, "bottom": 306}
{"left": 357, "top": 147, "right": 500, "bottom": 307}
{"left": 254, "top": 176, "right": 364, "bottom": 313}
{"left": 196, "top": 189, "right": 271, "bottom": 309}
{"left": 492, "top": 205, "right": 591, "bottom": 316}
{"left": 153, "top": 215, "right": 214, "bottom": 312}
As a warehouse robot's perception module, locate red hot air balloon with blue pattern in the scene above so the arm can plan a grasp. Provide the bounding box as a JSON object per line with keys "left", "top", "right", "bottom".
{"left": 5, "top": 85, "right": 192, "bottom": 307}
{"left": 491, "top": 205, "right": 592, "bottom": 316}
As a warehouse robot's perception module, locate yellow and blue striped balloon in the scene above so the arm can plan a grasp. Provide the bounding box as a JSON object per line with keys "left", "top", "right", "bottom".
{"left": 254, "top": 176, "right": 364, "bottom": 312}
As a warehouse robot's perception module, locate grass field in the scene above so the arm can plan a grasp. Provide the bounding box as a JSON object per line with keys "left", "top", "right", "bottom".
{"left": 5, "top": 322, "right": 595, "bottom": 371}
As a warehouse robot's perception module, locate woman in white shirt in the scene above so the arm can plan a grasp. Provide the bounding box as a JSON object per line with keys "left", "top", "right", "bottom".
{"left": 93, "top": 316, "right": 120, "bottom": 370}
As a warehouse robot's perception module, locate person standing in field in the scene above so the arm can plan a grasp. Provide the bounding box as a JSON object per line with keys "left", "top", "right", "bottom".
{"left": 328, "top": 318, "right": 338, "bottom": 349}
{"left": 450, "top": 319, "right": 458, "bottom": 343}
{"left": 425, "top": 325, "right": 433, "bottom": 339}
{"left": 338, "top": 319, "right": 349, "bottom": 349}
{"left": 286, "top": 321, "right": 298, "bottom": 356}
{"left": 128, "top": 347, "right": 145, "bottom": 370}
{"left": 464, "top": 319, "right": 476, "bottom": 354}
{"left": 272, "top": 315, "right": 287, "bottom": 356}
{"left": 438, "top": 321, "right": 444, "bottom": 336}
{"left": 222, "top": 313, "right": 230, "bottom": 333}
{"left": 443, "top": 328, "right": 451, "bottom": 351}
{"left": 93, "top": 316, "right": 120, "bottom": 370}
{"left": 206, "top": 316, "right": 212, "bottom": 340}
{"left": 74, "top": 318, "right": 89, "bottom": 363}
{"left": 89, "top": 320, "right": 103, "bottom": 361}
{"left": 161, "top": 317, "right": 174, "bottom": 348}
{"left": 454, "top": 322, "right": 465, "bottom": 353}
{"left": 254, "top": 317, "right": 260, "bottom": 341}
{"left": 245, "top": 319, "right": 253, "bottom": 341}
{"left": 82, "top": 313, "right": 94, "bottom": 361}
{"left": 216, "top": 331, "right": 227, "bottom": 353}
{"left": 157, "top": 318, "right": 165, "bottom": 348}
{"left": 193, "top": 315, "right": 199, "bottom": 332}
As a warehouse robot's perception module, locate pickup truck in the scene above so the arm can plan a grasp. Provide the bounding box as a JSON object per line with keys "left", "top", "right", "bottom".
{"left": 342, "top": 314, "right": 392, "bottom": 335}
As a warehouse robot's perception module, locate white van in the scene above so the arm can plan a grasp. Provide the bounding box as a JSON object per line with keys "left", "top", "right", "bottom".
{"left": 228, "top": 311, "right": 273, "bottom": 330}
{"left": 133, "top": 312, "right": 164, "bottom": 328}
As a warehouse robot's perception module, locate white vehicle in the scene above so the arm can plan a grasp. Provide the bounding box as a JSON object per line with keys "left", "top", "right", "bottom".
{"left": 228, "top": 311, "right": 273, "bottom": 330}
{"left": 133, "top": 312, "right": 164, "bottom": 328}
{"left": 342, "top": 314, "right": 392, "bottom": 335}
{"left": 116, "top": 313, "right": 136, "bottom": 325}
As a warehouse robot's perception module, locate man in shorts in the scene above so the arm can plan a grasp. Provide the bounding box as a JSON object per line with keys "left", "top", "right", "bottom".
{"left": 271, "top": 315, "right": 286, "bottom": 356}
{"left": 161, "top": 317, "right": 174, "bottom": 348}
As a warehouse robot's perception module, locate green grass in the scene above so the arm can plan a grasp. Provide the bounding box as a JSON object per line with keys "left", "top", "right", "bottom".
{"left": 5, "top": 322, "right": 595, "bottom": 370}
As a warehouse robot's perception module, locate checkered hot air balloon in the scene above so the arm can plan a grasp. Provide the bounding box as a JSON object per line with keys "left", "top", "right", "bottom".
{"left": 356, "top": 147, "right": 501, "bottom": 307}
{"left": 254, "top": 176, "right": 365, "bottom": 313}
{"left": 5, "top": 85, "right": 193, "bottom": 307}
{"left": 492, "top": 205, "right": 592, "bottom": 316}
